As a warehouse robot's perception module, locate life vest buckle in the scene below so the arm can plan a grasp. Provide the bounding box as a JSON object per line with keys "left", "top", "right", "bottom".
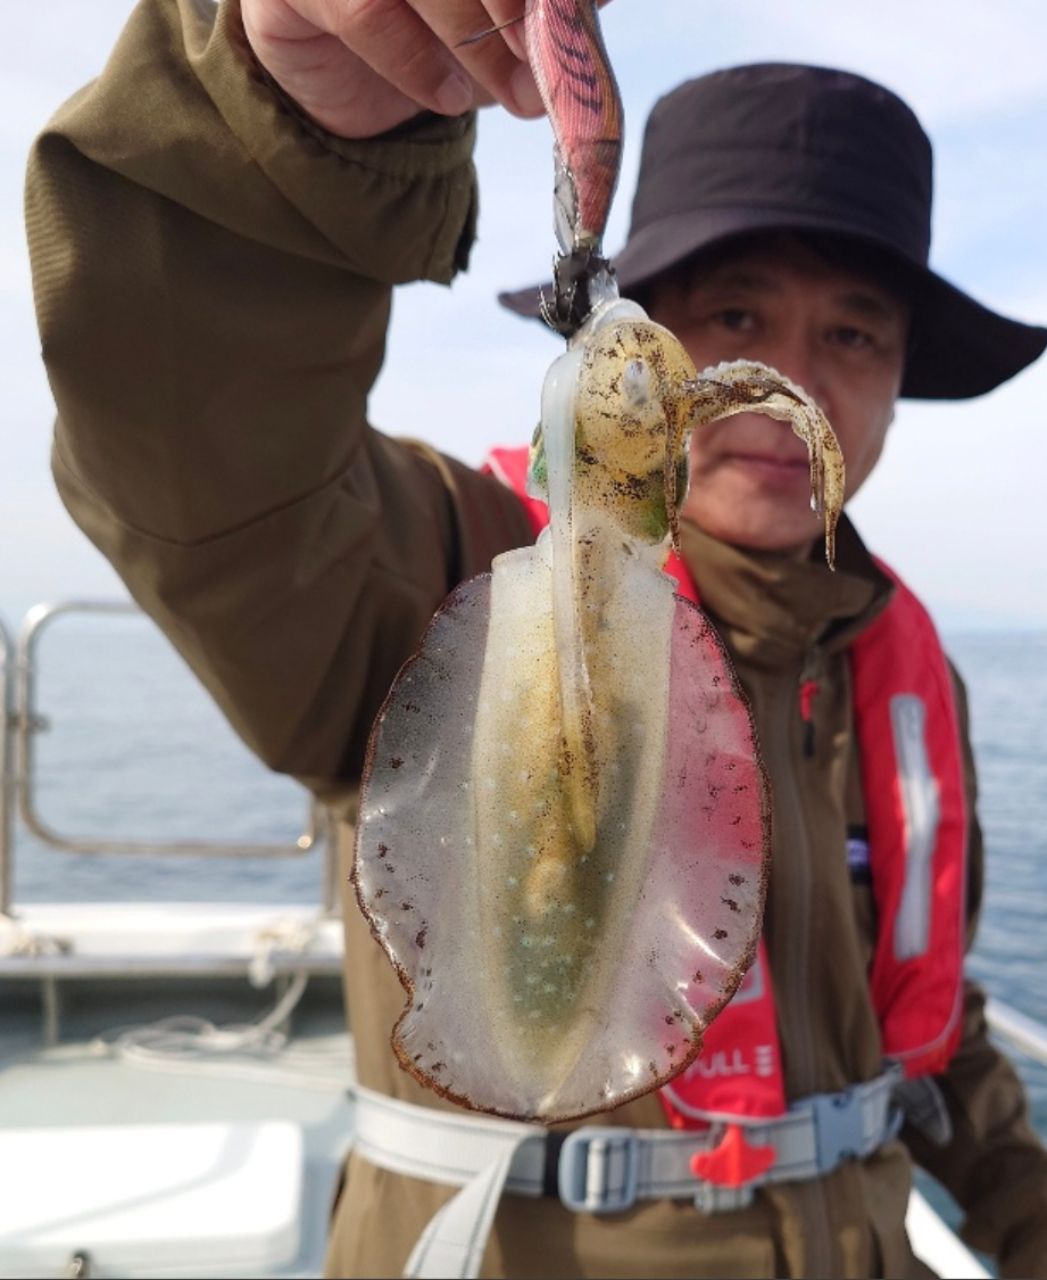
{"left": 810, "top": 1085, "right": 882, "bottom": 1172}
{"left": 557, "top": 1127, "right": 639, "bottom": 1215}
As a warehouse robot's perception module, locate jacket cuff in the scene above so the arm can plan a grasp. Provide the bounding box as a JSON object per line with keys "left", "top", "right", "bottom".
{"left": 186, "top": 0, "right": 478, "bottom": 284}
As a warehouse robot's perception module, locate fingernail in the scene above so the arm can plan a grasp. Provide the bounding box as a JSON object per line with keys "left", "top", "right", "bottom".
{"left": 510, "top": 63, "right": 545, "bottom": 117}
{"left": 435, "top": 70, "right": 475, "bottom": 116}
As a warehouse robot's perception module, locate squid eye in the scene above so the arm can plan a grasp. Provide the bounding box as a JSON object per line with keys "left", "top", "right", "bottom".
{"left": 622, "top": 357, "right": 651, "bottom": 409}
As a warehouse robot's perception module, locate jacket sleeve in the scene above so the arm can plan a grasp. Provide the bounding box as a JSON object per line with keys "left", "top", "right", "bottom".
{"left": 25, "top": 0, "right": 532, "bottom": 809}
{"left": 902, "top": 666, "right": 1047, "bottom": 1278}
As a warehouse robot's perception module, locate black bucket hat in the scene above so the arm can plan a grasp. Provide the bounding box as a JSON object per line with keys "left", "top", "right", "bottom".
{"left": 499, "top": 63, "right": 1046, "bottom": 399}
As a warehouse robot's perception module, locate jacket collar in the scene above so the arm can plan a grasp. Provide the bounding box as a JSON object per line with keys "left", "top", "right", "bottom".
{"left": 678, "top": 515, "right": 894, "bottom": 670}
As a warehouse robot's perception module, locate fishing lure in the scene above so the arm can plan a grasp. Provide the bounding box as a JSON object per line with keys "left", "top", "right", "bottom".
{"left": 524, "top": 0, "right": 624, "bottom": 333}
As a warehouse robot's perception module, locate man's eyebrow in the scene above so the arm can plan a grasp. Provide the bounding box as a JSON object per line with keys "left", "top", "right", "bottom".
{"left": 693, "top": 270, "right": 904, "bottom": 323}
{"left": 695, "top": 268, "right": 781, "bottom": 295}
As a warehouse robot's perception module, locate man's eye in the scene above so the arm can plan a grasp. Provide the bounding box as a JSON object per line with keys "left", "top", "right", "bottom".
{"left": 832, "top": 325, "right": 875, "bottom": 350}
{"left": 713, "top": 308, "right": 755, "bottom": 333}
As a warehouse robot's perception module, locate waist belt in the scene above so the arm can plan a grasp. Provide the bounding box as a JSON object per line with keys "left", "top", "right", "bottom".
{"left": 351, "top": 1065, "right": 903, "bottom": 1279}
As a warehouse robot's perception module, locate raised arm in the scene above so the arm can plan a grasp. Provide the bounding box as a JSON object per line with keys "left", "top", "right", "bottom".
{"left": 26, "top": 0, "right": 534, "bottom": 807}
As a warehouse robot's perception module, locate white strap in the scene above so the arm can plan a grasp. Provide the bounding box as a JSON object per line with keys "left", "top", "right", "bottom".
{"left": 354, "top": 1086, "right": 542, "bottom": 1279}
{"left": 353, "top": 1084, "right": 546, "bottom": 1191}
{"left": 404, "top": 1146, "right": 523, "bottom": 1280}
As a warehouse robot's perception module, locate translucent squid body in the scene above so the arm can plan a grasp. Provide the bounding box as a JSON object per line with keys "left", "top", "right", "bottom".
{"left": 353, "top": 296, "right": 845, "bottom": 1122}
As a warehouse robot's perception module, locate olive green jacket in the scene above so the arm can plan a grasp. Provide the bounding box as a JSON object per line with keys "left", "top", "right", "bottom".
{"left": 26, "top": 1, "right": 1047, "bottom": 1275}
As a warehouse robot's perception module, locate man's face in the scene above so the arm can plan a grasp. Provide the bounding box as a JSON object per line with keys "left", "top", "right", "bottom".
{"left": 647, "top": 240, "right": 909, "bottom": 557}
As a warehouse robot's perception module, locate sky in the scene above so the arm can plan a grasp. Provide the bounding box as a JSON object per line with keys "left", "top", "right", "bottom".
{"left": 2, "top": 1, "right": 1046, "bottom": 631}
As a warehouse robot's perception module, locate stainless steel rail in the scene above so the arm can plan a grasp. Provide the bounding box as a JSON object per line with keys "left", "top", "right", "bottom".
{"left": 987, "top": 997, "right": 1047, "bottom": 1067}
{"left": 4, "top": 600, "right": 340, "bottom": 915}
{"left": 1, "top": 615, "right": 14, "bottom": 917}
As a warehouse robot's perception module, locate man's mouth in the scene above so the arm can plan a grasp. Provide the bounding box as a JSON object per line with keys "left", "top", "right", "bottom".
{"left": 725, "top": 450, "right": 810, "bottom": 479}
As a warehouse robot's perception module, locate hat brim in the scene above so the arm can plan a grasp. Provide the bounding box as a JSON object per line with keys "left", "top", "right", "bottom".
{"left": 498, "top": 208, "right": 1047, "bottom": 400}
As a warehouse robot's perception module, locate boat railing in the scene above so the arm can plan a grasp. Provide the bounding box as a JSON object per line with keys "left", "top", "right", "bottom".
{"left": 0, "top": 600, "right": 341, "bottom": 919}
{"left": 986, "top": 998, "right": 1047, "bottom": 1067}
{"left": 0, "top": 614, "right": 13, "bottom": 918}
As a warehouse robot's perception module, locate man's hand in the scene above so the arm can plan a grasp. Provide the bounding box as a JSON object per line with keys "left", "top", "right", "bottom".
{"left": 241, "top": 0, "right": 546, "bottom": 138}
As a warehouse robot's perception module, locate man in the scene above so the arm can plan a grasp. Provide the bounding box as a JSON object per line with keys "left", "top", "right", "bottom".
{"left": 25, "top": 1, "right": 1047, "bottom": 1276}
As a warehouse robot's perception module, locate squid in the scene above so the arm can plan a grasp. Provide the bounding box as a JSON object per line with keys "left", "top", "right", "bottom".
{"left": 352, "top": 2, "right": 845, "bottom": 1123}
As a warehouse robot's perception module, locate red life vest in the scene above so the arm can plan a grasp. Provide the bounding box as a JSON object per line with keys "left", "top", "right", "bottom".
{"left": 484, "top": 446, "right": 967, "bottom": 1127}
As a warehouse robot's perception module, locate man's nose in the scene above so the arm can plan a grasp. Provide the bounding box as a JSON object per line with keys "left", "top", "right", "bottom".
{"left": 761, "top": 328, "right": 829, "bottom": 413}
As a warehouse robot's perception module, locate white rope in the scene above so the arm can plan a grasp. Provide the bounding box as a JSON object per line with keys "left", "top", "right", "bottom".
{"left": 88, "top": 914, "right": 353, "bottom": 1091}
{"left": 105, "top": 968, "right": 311, "bottom": 1062}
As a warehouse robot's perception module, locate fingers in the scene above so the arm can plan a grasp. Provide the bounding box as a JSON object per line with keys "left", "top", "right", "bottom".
{"left": 458, "top": 8, "right": 529, "bottom": 61}
{"left": 416, "top": 2, "right": 544, "bottom": 115}
{"left": 321, "top": 1, "right": 543, "bottom": 119}
{"left": 245, "top": 0, "right": 619, "bottom": 139}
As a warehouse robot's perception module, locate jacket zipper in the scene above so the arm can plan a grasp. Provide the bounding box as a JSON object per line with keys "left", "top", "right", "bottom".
{"left": 798, "top": 646, "right": 822, "bottom": 758}
{"left": 768, "top": 666, "right": 833, "bottom": 1276}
